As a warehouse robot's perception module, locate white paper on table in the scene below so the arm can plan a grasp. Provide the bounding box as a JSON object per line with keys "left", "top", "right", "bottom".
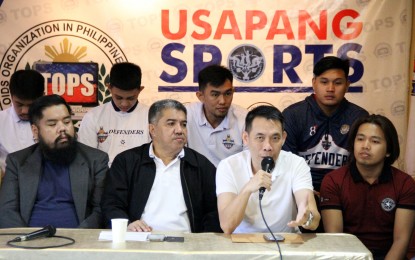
{"left": 98, "top": 231, "right": 151, "bottom": 241}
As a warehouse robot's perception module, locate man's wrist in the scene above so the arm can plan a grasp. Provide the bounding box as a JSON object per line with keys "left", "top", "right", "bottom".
{"left": 302, "top": 212, "right": 314, "bottom": 228}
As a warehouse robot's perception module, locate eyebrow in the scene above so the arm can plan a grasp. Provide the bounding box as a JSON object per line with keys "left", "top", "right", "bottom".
{"left": 114, "top": 94, "right": 135, "bottom": 99}
{"left": 166, "top": 119, "right": 187, "bottom": 123}
{"left": 255, "top": 132, "right": 281, "bottom": 137}
{"left": 45, "top": 116, "right": 72, "bottom": 122}
{"left": 210, "top": 88, "right": 233, "bottom": 93}
{"left": 356, "top": 133, "right": 382, "bottom": 140}
{"left": 319, "top": 77, "right": 345, "bottom": 81}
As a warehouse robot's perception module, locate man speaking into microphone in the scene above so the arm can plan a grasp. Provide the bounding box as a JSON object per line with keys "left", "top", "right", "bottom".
{"left": 216, "top": 105, "right": 320, "bottom": 234}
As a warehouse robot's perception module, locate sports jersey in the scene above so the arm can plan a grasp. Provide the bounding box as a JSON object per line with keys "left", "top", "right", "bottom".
{"left": 78, "top": 101, "right": 150, "bottom": 166}
{"left": 216, "top": 150, "right": 313, "bottom": 233}
{"left": 0, "top": 106, "right": 35, "bottom": 172}
{"left": 282, "top": 94, "right": 368, "bottom": 191}
{"left": 185, "top": 102, "right": 247, "bottom": 167}
{"left": 320, "top": 164, "right": 415, "bottom": 256}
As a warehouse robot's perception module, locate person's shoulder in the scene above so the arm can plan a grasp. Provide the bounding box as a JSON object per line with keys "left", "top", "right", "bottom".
{"left": 229, "top": 103, "right": 248, "bottom": 118}
{"left": 77, "top": 142, "right": 108, "bottom": 157}
{"left": 117, "top": 143, "right": 149, "bottom": 158}
{"left": 183, "top": 146, "right": 214, "bottom": 166}
{"left": 282, "top": 98, "right": 309, "bottom": 115}
{"left": 136, "top": 102, "right": 150, "bottom": 110}
{"left": 391, "top": 166, "right": 413, "bottom": 180}
{"left": 279, "top": 150, "right": 305, "bottom": 162}
{"left": 129, "top": 102, "right": 149, "bottom": 118}
{"left": 0, "top": 107, "right": 12, "bottom": 120}
{"left": 184, "top": 102, "right": 203, "bottom": 124}
{"left": 7, "top": 143, "right": 39, "bottom": 162}
{"left": 219, "top": 150, "right": 247, "bottom": 165}
{"left": 343, "top": 100, "right": 368, "bottom": 114}
{"left": 82, "top": 102, "right": 111, "bottom": 118}
{"left": 185, "top": 102, "right": 202, "bottom": 113}
{"left": 325, "top": 165, "right": 349, "bottom": 179}
{"left": 0, "top": 110, "right": 8, "bottom": 125}
{"left": 0, "top": 107, "right": 9, "bottom": 116}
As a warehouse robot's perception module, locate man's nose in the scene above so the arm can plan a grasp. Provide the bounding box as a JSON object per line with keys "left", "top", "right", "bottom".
{"left": 262, "top": 139, "right": 272, "bottom": 151}
{"left": 57, "top": 122, "right": 67, "bottom": 133}
{"left": 175, "top": 124, "right": 184, "bottom": 134}
{"left": 21, "top": 106, "right": 30, "bottom": 114}
{"left": 327, "top": 82, "right": 335, "bottom": 92}
{"left": 362, "top": 139, "right": 370, "bottom": 149}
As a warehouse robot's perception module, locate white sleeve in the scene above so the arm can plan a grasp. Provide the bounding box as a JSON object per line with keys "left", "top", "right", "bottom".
{"left": 215, "top": 159, "right": 238, "bottom": 196}
{"left": 77, "top": 112, "right": 98, "bottom": 149}
{"left": 291, "top": 157, "right": 313, "bottom": 192}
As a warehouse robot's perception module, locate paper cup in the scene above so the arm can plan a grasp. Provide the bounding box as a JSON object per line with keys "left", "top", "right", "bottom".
{"left": 111, "top": 218, "right": 128, "bottom": 243}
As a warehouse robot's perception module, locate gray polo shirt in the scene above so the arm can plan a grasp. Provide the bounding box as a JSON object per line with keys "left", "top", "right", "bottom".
{"left": 185, "top": 102, "right": 247, "bottom": 166}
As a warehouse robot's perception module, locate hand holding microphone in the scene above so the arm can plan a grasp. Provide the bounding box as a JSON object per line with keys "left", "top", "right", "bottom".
{"left": 259, "top": 157, "right": 275, "bottom": 200}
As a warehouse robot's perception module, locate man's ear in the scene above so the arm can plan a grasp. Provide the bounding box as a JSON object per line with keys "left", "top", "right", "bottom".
{"left": 196, "top": 91, "right": 204, "bottom": 102}
{"left": 282, "top": 130, "right": 287, "bottom": 145}
{"left": 345, "top": 80, "right": 350, "bottom": 92}
{"left": 311, "top": 77, "right": 316, "bottom": 93}
{"left": 149, "top": 124, "right": 155, "bottom": 138}
{"left": 31, "top": 124, "right": 39, "bottom": 141}
{"left": 107, "top": 84, "right": 113, "bottom": 94}
{"left": 242, "top": 131, "right": 249, "bottom": 145}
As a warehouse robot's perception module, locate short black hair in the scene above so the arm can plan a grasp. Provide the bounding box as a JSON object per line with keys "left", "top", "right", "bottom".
{"left": 110, "top": 62, "right": 142, "bottom": 90}
{"left": 313, "top": 56, "right": 350, "bottom": 78}
{"left": 198, "top": 65, "right": 233, "bottom": 92}
{"left": 10, "top": 70, "right": 45, "bottom": 100}
{"left": 245, "top": 105, "right": 283, "bottom": 133}
{"left": 29, "top": 94, "right": 72, "bottom": 125}
{"left": 148, "top": 99, "right": 187, "bottom": 124}
{"left": 348, "top": 114, "right": 400, "bottom": 166}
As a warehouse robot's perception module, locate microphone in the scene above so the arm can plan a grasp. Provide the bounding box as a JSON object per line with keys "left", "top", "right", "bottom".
{"left": 259, "top": 157, "right": 275, "bottom": 200}
{"left": 10, "top": 225, "right": 56, "bottom": 242}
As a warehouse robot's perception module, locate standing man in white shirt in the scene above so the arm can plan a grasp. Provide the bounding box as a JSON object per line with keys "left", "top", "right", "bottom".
{"left": 0, "top": 70, "right": 45, "bottom": 178}
{"left": 216, "top": 105, "right": 320, "bottom": 234}
{"left": 186, "top": 65, "right": 247, "bottom": 166}
{"left": 78, "top": 62, "right": 150, "bottom": 166}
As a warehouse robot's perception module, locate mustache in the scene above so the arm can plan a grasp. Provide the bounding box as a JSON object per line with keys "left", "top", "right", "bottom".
{"left": 55, "top": 133, "right": 72, "bottom": 143}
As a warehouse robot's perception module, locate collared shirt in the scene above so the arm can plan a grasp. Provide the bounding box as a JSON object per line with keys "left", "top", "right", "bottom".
{"left": 349, "top": 161, "right": 392, "bottom": 184}
{"left": 77, "top": 101, "right": 150, "bottom": 167}
{"left": 186, "top": 102, "right": 247, "bottom": 167}
{"left": 320, "top": 164, "right": 415, "bottom": 255}
{"left": 140, "top": 144, "right": 190, "bottom": 232}
{"left": 216, "top": 150, "right": 313, "bottom": 233}
{"left": 0, "top": 106, "right": 35, "bottom": 172}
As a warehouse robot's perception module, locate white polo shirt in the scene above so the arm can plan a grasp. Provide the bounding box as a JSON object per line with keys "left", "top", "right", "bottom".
{"left": 141, "top": 145, "right": 190, "bottom": 232}
{"left": 185, "top": 102, "right": 247, "bottom": 167}
{"left": 0, "top": 106, "right": 35, "bottom": 172}
{"left": 78, "top": 101, "right": 150, "bottom": 166}
{"left": 216, "top": 150, "right": 313, "bottom": 233}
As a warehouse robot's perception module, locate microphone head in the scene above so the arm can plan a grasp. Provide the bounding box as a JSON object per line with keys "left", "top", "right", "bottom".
{"left": 45, "top": 225, "right": 56, "bottom": 237}
{"left": 261, "top": 157, "right": 275, "bottom": 172}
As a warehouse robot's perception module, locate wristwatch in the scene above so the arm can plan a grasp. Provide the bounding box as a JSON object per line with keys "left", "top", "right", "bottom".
{"left": 302, "top": 212, "right": 314, "bottom": 228}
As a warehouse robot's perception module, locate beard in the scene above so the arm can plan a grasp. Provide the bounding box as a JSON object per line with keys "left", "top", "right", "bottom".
{"left": 39, "top": 134, "right": 78, "bottom": 165}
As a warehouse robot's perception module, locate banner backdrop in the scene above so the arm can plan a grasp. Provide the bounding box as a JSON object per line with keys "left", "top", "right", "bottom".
{"left": 0, "top": 0, "right": 413, "bottom": 170}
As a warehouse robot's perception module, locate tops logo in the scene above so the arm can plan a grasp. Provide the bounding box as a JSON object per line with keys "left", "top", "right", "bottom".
{"left": 228, "top": 44, "right": 265, "bottom": 83}
{"left": 0, "top": 19, "right": 128, "bottom": 113}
